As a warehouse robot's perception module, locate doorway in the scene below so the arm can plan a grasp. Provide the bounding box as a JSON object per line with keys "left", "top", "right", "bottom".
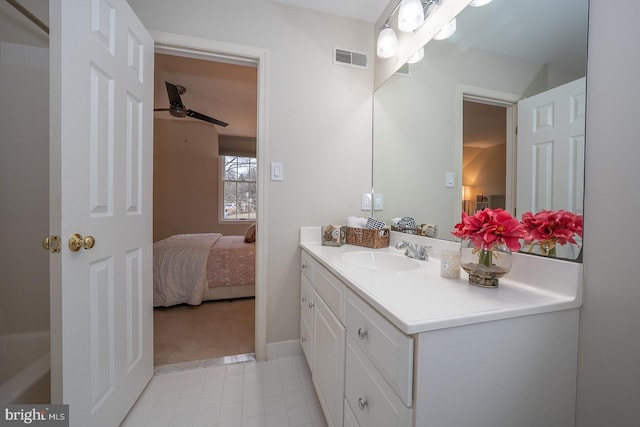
{"left": 456, "top": 86, "right": 519, "bottom": 217}
{"left": 151, "top": 49, "right": 260, "bottom": 368}
{"left": 462, "top": 100, "right": 508, "bottom": 214}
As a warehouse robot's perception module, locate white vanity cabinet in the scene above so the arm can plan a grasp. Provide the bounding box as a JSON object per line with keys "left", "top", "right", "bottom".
{"left": 299, "top": 236, "right": 581, "bottom": 427}
{"left": 300, "top": 250, "right": 346, "bottom": 427}
{"left": 300, "top": 249, "right": 414, "bottom": 427}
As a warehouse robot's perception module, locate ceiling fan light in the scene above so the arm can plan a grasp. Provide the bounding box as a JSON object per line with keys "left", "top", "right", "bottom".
{"left": 407, "top": 47, "right": 425, "bottom": 64}
{"left": 433, "top": 18, "right": 456, "bottom": 40}
{"left": 377, "top": 26, "right": 398, "bottom": 58}
{"left": 169, "top": 107, "right": 186, "bottom": 118}
{"left": 398, "top": 0, "right": 425, "bottom": 32}
{"left": 469, "top": 0, "right": 493, "bottom": 6}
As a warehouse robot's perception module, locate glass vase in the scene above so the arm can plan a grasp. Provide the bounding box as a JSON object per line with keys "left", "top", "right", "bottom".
{"left": 459, "top": 238, "right": 513, "bottom": 288}
{"left": 522, "top": 239, "right": 557, "bottom": 257}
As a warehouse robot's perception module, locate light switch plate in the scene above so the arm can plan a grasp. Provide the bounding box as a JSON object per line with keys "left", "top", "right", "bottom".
{"left": 361, "top": 193, "right": 372, "bottom": 210}
{"left": 271, "top": 162, "right": 283, "bottom": 181}
{"left": 445, "top": 172, "right": 455, "bottom": 188}
{"left": 373, "top": 193, "right": 383, "bottom": 211}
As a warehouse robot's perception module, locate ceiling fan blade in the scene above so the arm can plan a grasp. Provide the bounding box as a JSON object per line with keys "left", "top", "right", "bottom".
{"left": 165, "top": 82, "right": 184, "bottom": 108}
{"left": 154, "top": 108, "right": 170, "bottom": 111}
{"left": 186, "top": 109, "right": 229, "bottom": 127}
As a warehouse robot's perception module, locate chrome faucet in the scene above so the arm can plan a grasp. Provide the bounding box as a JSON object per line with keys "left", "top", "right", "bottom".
{"left": 395, "top": 241, "right": 430, "bottom": 261}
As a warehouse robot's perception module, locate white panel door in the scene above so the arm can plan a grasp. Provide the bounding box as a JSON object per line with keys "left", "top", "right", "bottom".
{"left": 516, "top": 77, "right": 586, "bottom": 216}
{"left": 49, "top": 1, "right": 154, "bottom": 426}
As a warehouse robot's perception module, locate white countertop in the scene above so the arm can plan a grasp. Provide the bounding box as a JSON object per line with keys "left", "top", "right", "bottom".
{"left": 300, "top": 227, "right": 582, "bottom": 335}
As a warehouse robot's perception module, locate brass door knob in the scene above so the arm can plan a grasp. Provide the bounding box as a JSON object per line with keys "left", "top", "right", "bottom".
{"left": 68, "top": 233, "right": 96, "bottom": 252}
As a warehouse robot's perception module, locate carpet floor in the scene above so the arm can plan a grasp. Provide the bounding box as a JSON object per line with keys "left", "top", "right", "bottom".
{"left": 153, "top": 297, "right": 255, "bottom": 366}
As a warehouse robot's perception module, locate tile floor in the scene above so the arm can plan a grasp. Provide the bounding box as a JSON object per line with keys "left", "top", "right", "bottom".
{"left": 120, "top": 355, "right": 328, "bottom": 427}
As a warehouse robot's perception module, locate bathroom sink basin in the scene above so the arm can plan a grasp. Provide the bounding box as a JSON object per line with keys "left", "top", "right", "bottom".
{"left": 341, "top": 251, "right": 420, "bottom": 271}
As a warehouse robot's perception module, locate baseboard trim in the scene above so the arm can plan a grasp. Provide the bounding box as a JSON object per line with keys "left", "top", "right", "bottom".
{"left": 266, "top": 340, "right": 303, "bottom": 360}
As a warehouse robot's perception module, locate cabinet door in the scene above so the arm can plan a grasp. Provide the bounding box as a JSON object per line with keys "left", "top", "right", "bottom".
{"left": 301, "top": 275, "right": 315, "bottom": 330}
{"left": 300, "top": 313, "right": 314, "bottom": 371}
{"left": 344, "top": 398, "right": 360, "bottom": 427}
{"left": 313, "top": 294, "right": 346, "bottom": 427}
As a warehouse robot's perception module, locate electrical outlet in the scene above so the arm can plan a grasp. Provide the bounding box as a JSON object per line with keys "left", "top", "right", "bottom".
{"left": 373, "top": 193, "right": 383, "bottom": 211}
{"left": 361, "top": 193, "right": 372, "bottom": 210}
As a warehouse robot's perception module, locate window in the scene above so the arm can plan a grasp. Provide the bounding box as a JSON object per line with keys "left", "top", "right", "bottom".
{"left": 221, "top": 156, "right": 257, "bottom": 221}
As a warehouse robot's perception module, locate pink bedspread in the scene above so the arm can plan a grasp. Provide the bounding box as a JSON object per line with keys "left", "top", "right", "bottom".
{"left": 153, "top": 233, "right": 255, "bottom": 307}
{"left": 207, "top": 235, "right": 256, "bottom": 287}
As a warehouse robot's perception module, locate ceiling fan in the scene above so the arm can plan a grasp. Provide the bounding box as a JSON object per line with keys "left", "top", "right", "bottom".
{"left": 154, "top": 81, "right": 229, "bottom": 127}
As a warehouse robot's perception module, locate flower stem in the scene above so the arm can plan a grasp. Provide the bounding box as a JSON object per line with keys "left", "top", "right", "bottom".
{"left": 478, "top": 248, "right": 493, "bottom": 267}
{"left": 540, "top": 239, "right": 557, "bottom": 257}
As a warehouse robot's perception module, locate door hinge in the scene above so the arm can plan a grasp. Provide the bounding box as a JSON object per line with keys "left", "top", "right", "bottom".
{"left": 42, "top": 235, "right": 61, "bottom": 253}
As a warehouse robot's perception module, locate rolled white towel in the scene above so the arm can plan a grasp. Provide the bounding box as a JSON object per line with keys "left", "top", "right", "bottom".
{"left": 347, "top": 216, "right": 367, "bottom": 228}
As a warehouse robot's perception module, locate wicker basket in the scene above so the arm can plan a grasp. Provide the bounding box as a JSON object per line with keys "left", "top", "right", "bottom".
{"left": 346, "top": 227, "right": 390, "bottom": 249}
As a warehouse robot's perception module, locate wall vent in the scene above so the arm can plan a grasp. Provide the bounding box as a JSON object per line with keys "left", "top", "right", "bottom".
{"left": 333, "top": 47, "right": 368, "bottom": 70}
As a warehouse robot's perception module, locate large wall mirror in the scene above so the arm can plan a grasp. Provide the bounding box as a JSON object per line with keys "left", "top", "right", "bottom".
{"left": 373, "top": 0, "right": 588, "bottom": 261}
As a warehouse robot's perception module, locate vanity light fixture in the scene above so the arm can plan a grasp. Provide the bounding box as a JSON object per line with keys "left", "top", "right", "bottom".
{"left": 377, "top": 24, "right": 399, "bottom": 58}
{"left": 433, "top": 18, "right": 456, "bottom": 40}
{"left": 469, "top": 0, "right": 493, "bottom": 6}
{"left": 398, "top": 0, "right": 425, "bottom": 32}
{"left": 376, "top": 0, "right": 441, "bottom": 59}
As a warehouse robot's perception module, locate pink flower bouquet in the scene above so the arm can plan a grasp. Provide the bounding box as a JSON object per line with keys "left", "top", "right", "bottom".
{"left": 521, "top": 210, "right": 583, "bottom": 257}
{"left": 452, "top": 209, "right": 527, "bottom": 286}
{"left": 452, "top": 208, "right": 527, "bottom": 252}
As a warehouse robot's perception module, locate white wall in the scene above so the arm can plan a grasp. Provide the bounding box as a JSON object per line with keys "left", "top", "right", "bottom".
{"left": 464, "top": 144, "right": 507, "bottom": 202}
{"left": 153, "top": 120, "right": 254, "bottom": 241}
{"left": 129, "top": 0, "right": 374, "bottom": 344}
{"left": 0, "top": 0, "right": 47, "bottom": 48}
{"left": 575, "top": 0, "right": 640, "bottom": 424}
{"left": 0, "top": 42, "right": 49, "bottom": 334}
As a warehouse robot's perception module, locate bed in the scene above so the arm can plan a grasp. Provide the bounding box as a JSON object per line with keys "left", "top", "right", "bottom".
{"left": 153, "top": 230, "right": 255, "bottom": 307}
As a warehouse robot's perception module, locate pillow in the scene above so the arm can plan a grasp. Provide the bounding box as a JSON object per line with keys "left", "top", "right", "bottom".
{"left": 244, "top": 223, "right": 256, "bottom": 243}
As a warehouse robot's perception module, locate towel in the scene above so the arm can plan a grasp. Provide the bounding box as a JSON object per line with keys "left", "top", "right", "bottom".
{"left": 366, "top": 217, "right": 387, "bottom": 230}
{"left": 347, "top": 216, "right": 367, "bottom": 228}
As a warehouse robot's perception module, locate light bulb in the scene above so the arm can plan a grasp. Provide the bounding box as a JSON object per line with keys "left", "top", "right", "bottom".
{"left": 433, "top": 18, "right": 456, "bottom": 40}
{"left": 407, "top": 47, "right": 424, "bottom": 64}
{"left": 377, "top": 26, "right": 398, "bottom": 58}
{"left": 398, "top": 0, "right": 425, "bottom": 32}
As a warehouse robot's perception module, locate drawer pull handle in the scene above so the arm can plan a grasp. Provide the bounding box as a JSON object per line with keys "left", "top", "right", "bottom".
{"left": 357, "top": 328, "right": 369, "bottom": 339}
{"left": 301, "top": 336, "right": 306, "bottom": 343}
{"left": 308, "top": 302, "right": 315, "bottom": 309}
{"left": 301, "top": 296, "right": 306, "bottom": 303}
{"left": 358, "top": 397, "right": 368, "bottom": 411}
{"left": 302, "top": 263, "right": 308, "bottom": 269}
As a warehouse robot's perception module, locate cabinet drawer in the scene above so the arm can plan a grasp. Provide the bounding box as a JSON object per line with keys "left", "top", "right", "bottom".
{"left": 346, "top": 289, "right": 413, "bottom": 406}
{"left": 300, "top": 275, "right": 314, "bottom": 328}
{"left": 345, "top": 339, "right": 412, "bottom": 427}
{"left": 315, "top": 263, "right": 346, "bottom": 322}
{"left": 301, "top": 250, "right": 314, "bottom": 283}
